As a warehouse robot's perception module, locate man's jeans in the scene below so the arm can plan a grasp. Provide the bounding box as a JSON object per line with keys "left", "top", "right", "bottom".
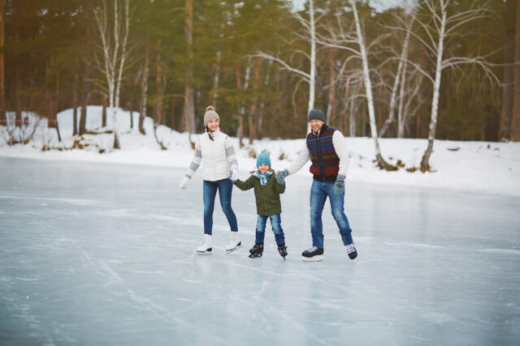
{"left": 310, "top": 179, "right": 353, "bottom": 248}
{"left": 203, "top": 179, "right": 238, "bottom": 235}
{"left": 255, "top": 214, "right": 285, "bottom": 244}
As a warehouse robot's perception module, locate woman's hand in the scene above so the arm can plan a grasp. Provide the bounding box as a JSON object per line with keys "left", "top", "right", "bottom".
{"left": 180, "top": 177, "right": 189, "bottom": 191}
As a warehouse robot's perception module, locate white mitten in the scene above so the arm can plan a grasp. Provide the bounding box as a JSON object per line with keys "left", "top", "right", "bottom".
{"left": 229, "top": 169, "right": 238, "bottom": 182}
{"left": 180, "top": 177, "right": 190, "bottom": 191}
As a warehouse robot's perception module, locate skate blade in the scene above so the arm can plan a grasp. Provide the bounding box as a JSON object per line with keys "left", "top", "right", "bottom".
{"left": 302, "top": 255, "right": 323, "bottom": 262}
{"left": 248, "top": 253, "right": 262, "bottom": 258}
{"left": 197, "top": 249, "right": 213, "bottom": 255}
{"left": 225, "top": 242, "right": 242, "bottom": 254}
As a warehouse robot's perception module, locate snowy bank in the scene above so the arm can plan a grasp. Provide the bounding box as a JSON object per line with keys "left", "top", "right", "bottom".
{"left": 1, "top": 107, "right": 519, "bottom": 197}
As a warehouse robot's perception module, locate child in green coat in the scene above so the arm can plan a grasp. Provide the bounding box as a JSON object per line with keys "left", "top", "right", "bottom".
{"left": 234, "top": 150, "right": 288, "bottom": 259}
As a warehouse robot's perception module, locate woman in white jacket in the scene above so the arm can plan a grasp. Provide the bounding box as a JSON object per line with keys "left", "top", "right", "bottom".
{"left": 180, "top": 106, "right": 241, "bottom": 255}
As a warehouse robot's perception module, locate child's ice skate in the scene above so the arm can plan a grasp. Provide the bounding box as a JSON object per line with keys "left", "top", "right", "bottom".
{"left": 277, "top": 243, "right": 288, "bottom": 260}
{"left": 249, "top": 242, "right": 264, "bottom": 258}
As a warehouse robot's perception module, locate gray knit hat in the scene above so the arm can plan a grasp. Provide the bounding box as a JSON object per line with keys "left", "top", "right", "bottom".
{"left": 307, "top": 109, "right": 326, "bottom": 122}
{"left": 204, "top": 106, "right": 220, "bottom": 127}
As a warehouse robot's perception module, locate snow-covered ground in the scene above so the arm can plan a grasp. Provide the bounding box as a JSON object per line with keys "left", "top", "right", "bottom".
{"left": 1, "top": 106, "right": 519, "bottom": 197}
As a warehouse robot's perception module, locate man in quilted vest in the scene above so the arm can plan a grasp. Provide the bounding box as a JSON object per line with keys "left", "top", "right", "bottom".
{"left": 276, "top": 109, "right": 358, "bottom": 262}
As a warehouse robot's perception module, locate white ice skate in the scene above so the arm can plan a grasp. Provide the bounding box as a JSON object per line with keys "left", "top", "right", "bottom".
{"left": 197, "top": 234, "right": 213, "bottom": 255}
{"left": 225, "top": 231, "right": 242, "bottom": 254}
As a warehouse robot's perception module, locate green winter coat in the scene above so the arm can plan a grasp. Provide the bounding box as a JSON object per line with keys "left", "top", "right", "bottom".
{"left": 234, "top": 171, "right": 285, "bottom": 216}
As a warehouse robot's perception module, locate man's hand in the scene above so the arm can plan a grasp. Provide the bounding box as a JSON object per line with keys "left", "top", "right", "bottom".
{"left": 276, "top": 169, "right": 289, "bottom": 185}
{"left": 333, "top": 175, "right": 346, "bottom": 195}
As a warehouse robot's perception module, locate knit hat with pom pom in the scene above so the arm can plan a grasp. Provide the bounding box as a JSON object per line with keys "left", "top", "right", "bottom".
{"left": 204, "top": 106, "right": 220, "bottom": 127}
{"left": 256, "top": 150, "right": 271, "bottom": 167}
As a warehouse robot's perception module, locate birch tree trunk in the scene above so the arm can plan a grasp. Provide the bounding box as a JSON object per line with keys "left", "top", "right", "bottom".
{"left": 256, "top": 0, "right": 318, "bottom": 132}
{"left": 102, "top": 95, "right": 108, "bottom": 128}
{"left": 79, "top": 4, "right": 92, "bottom": 136}
{"left": 248, "top": 60, "right": 260, "bottom": 144}
{"left": 94, "top": 0, "right": 131, "bottom": 150}
{"left": 73, "top": 57, "right": 79, "bottom": 136}
{"left": 397, "top": 54, "right": 408, "bottom": 138}
{"left": 379, "top": 13, "right": 414, "bottom": 138}
{"left": 258, "top": 59, "right": 273, "bottom": 139}
{"left": 350, "top": 0, "right": 395, "bottom": 170}
{"left": 14, "top": 0, "right": 21, "bottom": 127}
{"left": 420, "top": 6, "right": 447, "bottom": 172}
{"left": 0, "top": 0, "right": 5, "bottom": 123}
{"left": 349, "top": 94, "right": 356, "bottom": 137}
{"left": 139, "top": 33, "right": 150, "bottom": 135}
{"left": 326, "top": 49, "right": 336, "bottom": 124}
{"left": 236, "top": 59, "right": 251, "bottom": 148}
{"left": 213, "top": 50, "right": 221, "bottom": 108}
{"left": 55, "top": 70, "right": 61, "bottom": 142}
{"left": 511, "top": 0, "right": 520, "bottom": 141}
{"left": 415, "top": 0, "right": 497, "bottom": 170}
{"left": 155, "top": 39, "right": 163, "bottom": 125}
{"left": 184, "top": 0, "right": 195, "bottom": 148}
{"left": 500, "top": 0, "right": 516, "bottom": 140}
{"left": 308, "top": 0, "right": 316, "bottom": 114}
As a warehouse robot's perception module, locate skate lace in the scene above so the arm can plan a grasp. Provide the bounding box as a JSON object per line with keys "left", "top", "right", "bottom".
{"left": 306, "top": 246, "right": 318, "bottom": 253}
{"left": 346, "top": 244, "right": 356, "bottom": 254}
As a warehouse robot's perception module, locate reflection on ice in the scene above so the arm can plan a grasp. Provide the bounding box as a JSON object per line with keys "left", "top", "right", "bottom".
{"left": 0, "top": 158, "right": 519, "bottom": 345}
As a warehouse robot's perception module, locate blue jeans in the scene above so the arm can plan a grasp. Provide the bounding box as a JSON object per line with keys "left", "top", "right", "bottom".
{"left": 310, "top": 179, "right": 353, "bottom": 248}
{"left": 203, "top": 179, "right": 238, "bottom": 235}
{"left": 255, "top": 214, "right": 285, "bottom": 244}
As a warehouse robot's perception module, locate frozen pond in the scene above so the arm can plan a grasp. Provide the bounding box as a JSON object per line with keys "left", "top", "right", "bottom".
{"left": 1, "top": 157, "right": 519, "bottom": 345}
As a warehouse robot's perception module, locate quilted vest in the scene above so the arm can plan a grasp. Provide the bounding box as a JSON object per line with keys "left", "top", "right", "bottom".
{"left": 306, "top": 125, "right": 340, "bottom": 181}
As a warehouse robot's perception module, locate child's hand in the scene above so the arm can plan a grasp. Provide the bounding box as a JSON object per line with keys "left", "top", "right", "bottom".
{"left": 276, "top": 169, "right": 289, "bottom": 184}
{"left": 180, "top": 177, "right": 190, "bottom": 191}
{"left": 333, "top": 175, "right": 346, "bottom": 195}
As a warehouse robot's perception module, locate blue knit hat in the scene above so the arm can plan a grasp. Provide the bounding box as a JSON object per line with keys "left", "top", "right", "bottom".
{"left": 256, "top": 150, "right": 271, "bottom": 167}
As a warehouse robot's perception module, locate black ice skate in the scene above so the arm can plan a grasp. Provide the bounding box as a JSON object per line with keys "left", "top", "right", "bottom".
{"left": 249, "top": 242, "right": 264, "bottom": 258}
{"left": 301, "top": 246, "right": 324, "bottom": 262}
{"left": 346, "top": 243, "right": 358, "bottom": 260}
{"left": 277, "top": 243, "right": 288, "bottom": 260}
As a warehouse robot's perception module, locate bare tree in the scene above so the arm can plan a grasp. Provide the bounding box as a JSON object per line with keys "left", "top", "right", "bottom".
{"left": 379, "top": 8, "right": 416, "bottom": 138}
{"left": 94, "top": 0, "right": 132, "bottom": 150}
{"left": 409, "top": 0, "right": 499, "bottom": 171}
{"left": 0, "top": 0, "right": 5, "bottom": 124}
{"left": 500, "top": 0, "right": 516, "bottom": 140}
{"left": 319, "top": 1, "right": 394, "bottom": 169}
{"left": 256, "top": 0, "right": 320, "bottom": 117}
{"left": 511, "top": 0, "right": 520, "bottom": 140}
{"left": 184, "top": 0, "right": 195, "bottom": 148}
{"left": 347, "top": 0, "right": 396, "bottom": 170}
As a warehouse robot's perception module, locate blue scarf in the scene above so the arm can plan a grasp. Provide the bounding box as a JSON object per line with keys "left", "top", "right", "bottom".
{"left": 255, "top": 171, "right": 272, "bottom": 186}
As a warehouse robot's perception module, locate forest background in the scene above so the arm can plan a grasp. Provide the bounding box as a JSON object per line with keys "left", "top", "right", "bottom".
{"left": 1, "top": 0, "right": 519, "bottom": 158}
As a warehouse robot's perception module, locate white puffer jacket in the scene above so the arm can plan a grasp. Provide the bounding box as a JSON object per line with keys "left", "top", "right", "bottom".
{"left": 184, "top": 128, "right": 238, "bottom": 182}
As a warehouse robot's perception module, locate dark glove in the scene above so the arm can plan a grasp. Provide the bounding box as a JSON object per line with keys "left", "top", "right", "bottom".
{"left": 276, "top": 169, "right": 289, "bottom": 185}
{"left": 333, "top": 175, "right": 346, "bottom": 195}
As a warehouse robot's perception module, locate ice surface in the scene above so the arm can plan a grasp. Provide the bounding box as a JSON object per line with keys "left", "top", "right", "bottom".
{"left": 1, "top": 158, "right": 519, "bottom": 345}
